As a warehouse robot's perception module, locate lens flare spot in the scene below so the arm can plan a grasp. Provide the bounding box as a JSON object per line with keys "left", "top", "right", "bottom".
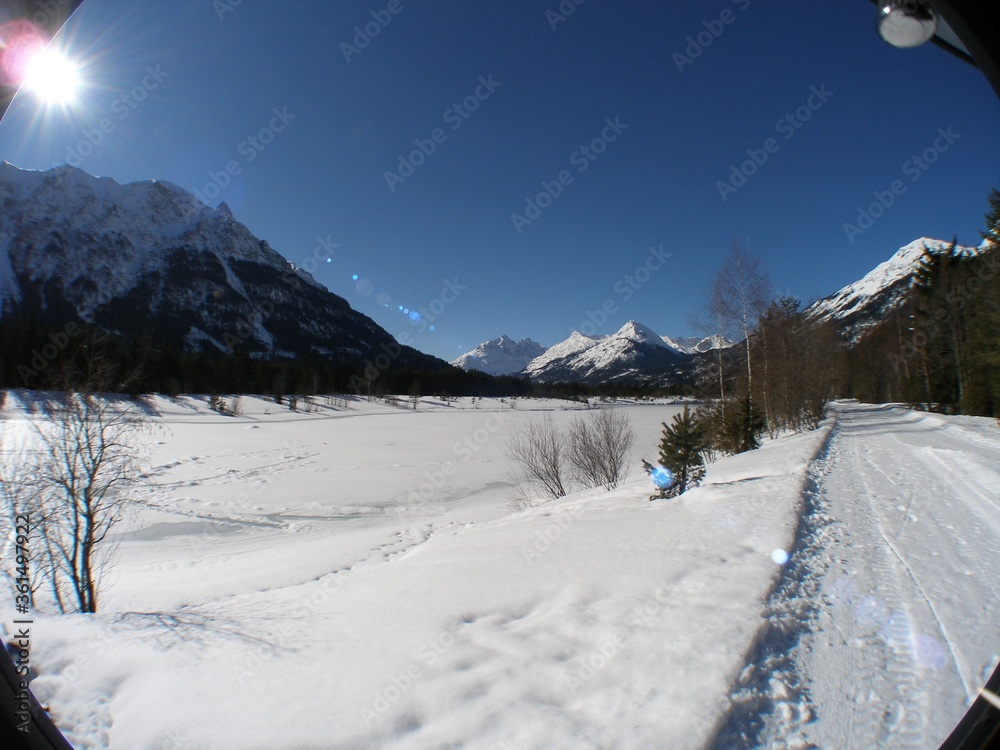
{"left": 823, "top": 576, "right": 856, "bottom": 607}
{"left": 355, "top": 278, "right": 374, "bottom": 295}
{"left": 409, "top": 311, "right": 420, "bottom": 321}
{"left": 429, "top": 326, "right": 436, "bottom": 332}
{"left": 913, "top": 634, "right": 947, "bottom": 670}
{"left": 771, "top": 548, "right": 789, "bottom": 566}
{"left": 351, "top": 274, "right": 359, "bottom": 281}
{"left": 650, "top": 467, "right": 674, "bottom": 488}
{"left": 855, "top": 595, "right": 890, "bottom": 630}
{"left": 0, "top": 20, "right": 46, "bottom": 87}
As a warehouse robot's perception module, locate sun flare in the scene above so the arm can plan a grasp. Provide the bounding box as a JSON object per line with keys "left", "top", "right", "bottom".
{"left": 22, "top": 46, "right": 81, "bottom": 105}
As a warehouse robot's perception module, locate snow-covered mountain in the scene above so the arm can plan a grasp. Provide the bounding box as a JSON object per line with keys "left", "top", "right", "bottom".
{"left": 455, "top": 323, "right": 733, "bottom": 384}
{"left": 450, "top": 335, "right": 546, "bottom": 376}
{"left": 806, "top": 237, "right": 979, "bottom": 341}
{"left": 0, "top": 162, "right": 443, "bottom": 369}
{"left": 661, "top": 334, "right": 732, "bottom": 355}
{"left": 519, "top": 331, "right": 602, "bottom": 378}
{"left": 522, "top": 321, "right": 690, "bottom": 385}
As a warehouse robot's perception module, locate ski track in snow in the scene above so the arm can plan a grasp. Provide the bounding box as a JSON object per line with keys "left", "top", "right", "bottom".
{"left": 711, "top": 402, "right": 1000, "bottom": 750}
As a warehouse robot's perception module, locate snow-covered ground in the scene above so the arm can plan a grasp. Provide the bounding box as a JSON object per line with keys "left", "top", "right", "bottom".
{"left": 712, "top": 401, "right": 1000, "bottom": 750}
{"left": 0, "top": 395, "right": 996, "bottom": 749}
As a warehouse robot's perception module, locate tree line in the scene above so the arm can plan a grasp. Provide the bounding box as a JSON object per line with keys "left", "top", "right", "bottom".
{"left": 692, "top": 185, "right": 1000, "bottom": 467}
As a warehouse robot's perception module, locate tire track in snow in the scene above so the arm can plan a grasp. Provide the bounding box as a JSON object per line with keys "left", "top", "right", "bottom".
{"left": 854, "top": 448, "right": 975, "bottom": 704}
{"left": 708, "top": 402, "right": 998, "bottom": 749}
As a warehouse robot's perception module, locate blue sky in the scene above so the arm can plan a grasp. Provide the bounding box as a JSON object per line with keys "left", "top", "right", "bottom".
{"left": 1, "top": 0, "right": 998, "bottom": 361}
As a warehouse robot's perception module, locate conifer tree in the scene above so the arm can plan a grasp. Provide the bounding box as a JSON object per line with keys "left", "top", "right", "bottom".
{"left": 643, "top": 407, "right": 709, "bottom": 499}
{"left": 733, "top": 393, "right": 766, "bottom": 452}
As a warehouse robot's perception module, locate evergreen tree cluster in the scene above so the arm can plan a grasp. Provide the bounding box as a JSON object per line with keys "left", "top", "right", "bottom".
{"left": 842, "top": 190, "right": 1000, "bottom": 417}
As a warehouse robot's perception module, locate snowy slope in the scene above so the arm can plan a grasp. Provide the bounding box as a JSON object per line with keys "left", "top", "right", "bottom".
{"left": 520, "top": 331, "right": 601, "bottom": 378}
{"left": 0, "top": 395, "right": 830, "bottom": 749}
{"left": 806, "top": 237, "right": 979, "bottom": 341}
{"left": 1, "top": 396, "right": 995, "bottom": 748}
{"left": 451, "top": 335, "right": 546, "bottom": 376}
{"left": 0, "top": 162, "right": 442, "bottom": 367}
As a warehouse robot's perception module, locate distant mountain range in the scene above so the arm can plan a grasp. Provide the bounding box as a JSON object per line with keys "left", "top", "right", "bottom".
{"left": 453, "top": 322, "right": 732, "bottom": 385}
{"left": 0, "top": 162, "right": 445, "bottom": 371}
{"left": 0, "top": 162, "right": 979, "bottom": 388}
{"left": 456, "top": 237, "right": 983, "bottom": 384}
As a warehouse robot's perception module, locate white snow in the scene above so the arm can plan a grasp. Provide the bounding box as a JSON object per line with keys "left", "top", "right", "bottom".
{"left": 460, "top": 326, "right": 733, "bottom": 382}
{"left": 451, "top": 336, "right": 547, "bottom": 376}
{"left": 712, "top": 401, "right": 1000, "bottom": 749}
{"left": 662, "top": 334, "right": 733, "bottom": 355}
{"left": 0, "top": 162, "right": 327, "bottom": 322}
{"left": 0, "top": 395, "right": 996, "bottom": 749}
{"left": 807, "top": 237, "right": 980, "bottom": 326}
{"left": 520, "top": 331, "right": 600, "bottom": 378}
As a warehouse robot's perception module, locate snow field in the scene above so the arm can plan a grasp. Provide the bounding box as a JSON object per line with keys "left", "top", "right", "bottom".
{"left": 3, "top": 396, "right": 994, "bottom": 749}
{"left": 1, "top": 394, "right": 828, "bottom": 749}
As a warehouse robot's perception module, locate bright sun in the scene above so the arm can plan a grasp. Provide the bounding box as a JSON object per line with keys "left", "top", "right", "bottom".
{"left": 22, "top": 47, "right": 81, "bottom": 105}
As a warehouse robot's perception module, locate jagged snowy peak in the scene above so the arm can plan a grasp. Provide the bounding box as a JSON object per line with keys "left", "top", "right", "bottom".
{"left": 520, "top": 331, "right": 600, "bottom": 378}
{"left": 451, "top": 335, "right": 546, "bottom": 376}
{"left": 661, "top": 334, "right": 732, "bottom": 355}
{"left": 521, "top": 322, "right": 686, "bottom": 385}
{"left": 457, "top": 321, "right": 727, "bottom": 385}
{"left": 0, "top": 162, "right": 443, "bottom": 368}
{"left": 613, "top": 320, "right": 670, "bottom": 348}
{"left": 807, "top": 237, "right": 979, "bottom": 341}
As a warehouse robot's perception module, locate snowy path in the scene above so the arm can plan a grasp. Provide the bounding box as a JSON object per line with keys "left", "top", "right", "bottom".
{"left": 713, "top": 402, "right": 1000, "bottom": 749}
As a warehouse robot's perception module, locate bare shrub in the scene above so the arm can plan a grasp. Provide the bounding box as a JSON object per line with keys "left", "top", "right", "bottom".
{"left": 568, "top": 409, "right": 634, "bottom": 490}
{"left": 29, "top": 392, "right": 150, "bottom": 613}
{"left": 504, "top": 414, "right": 568, "bottom": 499}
